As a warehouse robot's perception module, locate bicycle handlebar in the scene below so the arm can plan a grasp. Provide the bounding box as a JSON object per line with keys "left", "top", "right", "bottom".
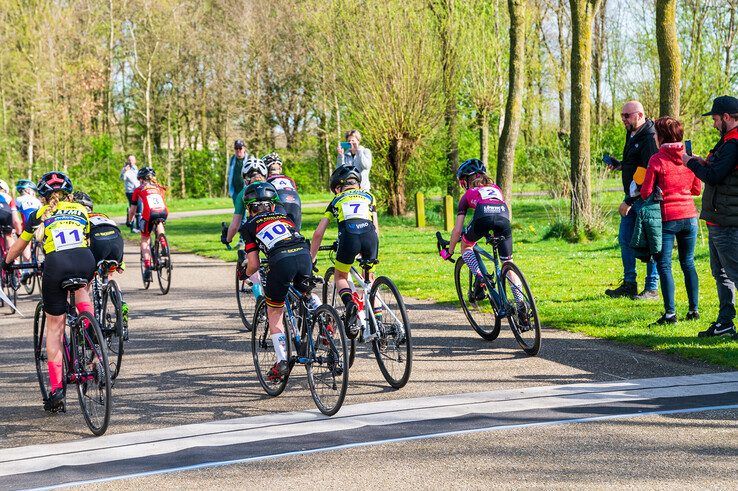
{"left": 6, "top": 262, "right": 38, "bottom": 270}
{"left": 318, "top": 242, "right": 337, "bottom": 252}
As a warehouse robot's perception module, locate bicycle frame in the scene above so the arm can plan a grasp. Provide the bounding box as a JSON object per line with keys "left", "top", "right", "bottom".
{"left": 283, "top": 287, "right": 315, "bottom": 364}
{"left": 471, "top": 241, "right": 511, "bottom": 318}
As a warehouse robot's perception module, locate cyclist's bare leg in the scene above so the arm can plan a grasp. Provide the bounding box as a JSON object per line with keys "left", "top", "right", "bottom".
{"left": 155, "top": 221, "right": 165, "bottom": 237}
{"left": 266, "top": 304, "right": 288, "bottom": 364}
{"left": 334, "top": 269, "right": 351, "bottom": 295}
{"left": 140, "top": 236, "right": 152, "bottom": 265}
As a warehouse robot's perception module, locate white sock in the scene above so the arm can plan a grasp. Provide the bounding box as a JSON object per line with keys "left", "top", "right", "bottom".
{"left": 271, "top": 333, "right": 287, "bottom": 362}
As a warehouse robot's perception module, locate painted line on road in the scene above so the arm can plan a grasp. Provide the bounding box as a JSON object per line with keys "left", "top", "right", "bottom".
{"left": 1, "top": 372, "right": 737, "bottom": 480}
{"left": 30, "top": 402, "right": 738, "bottom": 491}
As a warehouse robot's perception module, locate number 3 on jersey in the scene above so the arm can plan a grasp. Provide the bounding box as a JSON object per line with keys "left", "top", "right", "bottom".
{"left": 53, "top": 228, "right": 83, "bottom": 251}
{"left": 147, "top": 194, "right": 165, "bottom": 210}
{"left": 256, "top": 221, "right": 291, "bottom": 250}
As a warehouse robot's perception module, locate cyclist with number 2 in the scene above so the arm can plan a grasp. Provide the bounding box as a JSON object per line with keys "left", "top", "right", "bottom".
{"left": 310, "top": 166, "right": 379, "bottom": 330}
{"left": 264, "top": 152, "right": 303, "bottom": 232}
{"left": 240, "top": 181, "right": 313, "bottom": 381}
{"left": 2, "top": 172, "right": 95, "bottom": 411}
{"left": 439, "top": 158, "right": 525, "bottom": 307}
{"left": 130, "top": 167, "right": 168, "bottom": 283}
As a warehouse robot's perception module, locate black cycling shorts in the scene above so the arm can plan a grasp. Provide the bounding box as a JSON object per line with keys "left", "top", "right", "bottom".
{"left": 264, "top": 247, "right": 312, "bottom": 308}
{"left": 42, "top": 248, "right": 96, "bottom": 316}
{"left": 462, "top": 213, "right": 513, "bottom": 260}
{"left": 140, "top": 211, "right": 168, "bottom": 238}
{"left": 90, "top": 227, "right": 125, "bottom": 265}
{"left": 0, "top": 208, "right": 13, "bottom": 233}
{"left": 335, "top": 227, "right": 379, "bottom": 273}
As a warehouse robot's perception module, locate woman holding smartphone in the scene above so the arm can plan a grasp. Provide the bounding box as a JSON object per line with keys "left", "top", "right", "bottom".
{"left": 337, "top": 129, "right": 372, "bottom": 191}
{"left": 640, "top": 116, "right": 702, "bottom": 325}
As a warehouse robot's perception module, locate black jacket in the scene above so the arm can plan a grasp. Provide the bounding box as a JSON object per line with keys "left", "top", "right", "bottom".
{"left": 618, "top": 119, "right": 658, "bottom": 205}
{"left": 687, "top": 126, "right": 738, "bottom": 227}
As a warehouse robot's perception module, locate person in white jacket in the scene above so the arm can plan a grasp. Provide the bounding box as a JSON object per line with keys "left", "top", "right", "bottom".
{"left": 120, "top": 155, "right": 140, "bottom": 226}
{"left": 336, "top": 129, "right": 372, "bottom": 191}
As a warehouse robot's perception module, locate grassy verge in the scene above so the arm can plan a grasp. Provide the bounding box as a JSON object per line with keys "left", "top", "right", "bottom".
{"left": 154, "top": 191, "right": 738, "bottom": 369}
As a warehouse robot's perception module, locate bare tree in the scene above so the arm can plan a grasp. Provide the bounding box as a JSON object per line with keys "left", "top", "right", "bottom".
{"left": 656, "top": 0, "right": 681, "bottom": 117}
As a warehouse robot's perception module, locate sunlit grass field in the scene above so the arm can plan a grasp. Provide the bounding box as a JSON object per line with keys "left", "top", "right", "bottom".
{"left": 147, "top": 189, "right": 738, "bottom": 368}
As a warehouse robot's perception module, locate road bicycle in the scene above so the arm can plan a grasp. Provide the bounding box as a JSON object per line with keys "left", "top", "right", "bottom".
{"left": 221, "top": 222, "right": 265, "bottom": 331}
{"left": 252, "top": 274, "right": 349, "bottom": 416}
{"left": 0, "top": 229, "right": 21, "bottom": 312}
{"left": 436, "top": 231, "right": 541, "bottom": 355}
{"left": 92, "top": 259, "right": 127, "bottom": 381}
{"left": 31, "top": 275, "right": 112, "bottom": 435}
{"left": 21, "top": 235, "right": 44, "bottom": 295}
{"left": 320, "top": 242, "right": 412, "bottom": 389}
{"left": 140, "top": 218, "right": 172, "bottom": 294}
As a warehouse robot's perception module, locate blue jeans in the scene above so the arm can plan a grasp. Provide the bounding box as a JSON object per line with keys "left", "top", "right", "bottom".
{"left": 708, "top": 225, "right": 738, "bottom": 324}
{"left": 618, "top": 204, "right": 659, "bottom": 290}
{"left": 655, "top": 218, "right": 699, "bottom": 315}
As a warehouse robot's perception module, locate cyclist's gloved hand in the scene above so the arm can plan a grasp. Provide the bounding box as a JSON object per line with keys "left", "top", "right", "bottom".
{"left": 0, "top": 259, "right": 9, "bottom": 272}
{"left": 220, "top": 234, "right": 230, "bottom": 245}
{"left": 439, "top": 248, "right": 453, "bottom": 261}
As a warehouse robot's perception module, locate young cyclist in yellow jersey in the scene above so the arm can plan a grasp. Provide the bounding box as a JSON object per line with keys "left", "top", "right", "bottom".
{"left": 310, "top": 166, "right": 379, "bottom": 328}
{"left": 2, "top": 172, "right": 96, "bottom": 412}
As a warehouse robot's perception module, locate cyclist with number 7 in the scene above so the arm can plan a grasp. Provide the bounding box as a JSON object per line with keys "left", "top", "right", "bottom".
{"left": 310, "top": 166, "right": 379, "bottom": 336}
{"left": 130, "top": 167, "right": 168, "bottom": 283}
{"left": 2, "top": 172, "right": 96, "bottom": 411}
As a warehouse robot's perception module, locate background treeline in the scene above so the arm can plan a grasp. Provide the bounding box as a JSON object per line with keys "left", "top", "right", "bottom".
{"left": 0, "top": 0, "right": 736, "bottom": 222}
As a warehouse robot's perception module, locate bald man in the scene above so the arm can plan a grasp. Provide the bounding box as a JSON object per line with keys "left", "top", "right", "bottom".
{"left": 604, "top": 100, "right": 660, "bottom": 300}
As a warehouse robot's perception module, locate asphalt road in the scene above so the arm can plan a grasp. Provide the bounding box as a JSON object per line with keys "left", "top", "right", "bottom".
{"left": 0, "top": 241, "right": 736, "bottom": 488}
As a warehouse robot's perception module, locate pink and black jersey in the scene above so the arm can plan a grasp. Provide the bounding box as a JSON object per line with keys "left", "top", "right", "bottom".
{"left": 457, "top": 185, "right": 508, "bottom": 219}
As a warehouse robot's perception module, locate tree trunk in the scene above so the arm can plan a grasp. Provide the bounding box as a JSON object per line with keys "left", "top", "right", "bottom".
{"left": 479, "top": 107, "right": 490, "bottom": 167}
{"left": 27, "top": 116, "right": 34, "bottom": 176}
{"left": 656, "top": 0, "right": 681, "bottom": 117}
{"left": 386, "top": 137, "right": 414, "bottom": 216}
{"left": 593, "top": 0, "right": 607, "bottom": 126}
{"left": 167, "top": 105, "right": 173, "bottom": 190}
{"left": 725, "top": 0, "right": 737, "bottom": 80}
{"left": 569, "top": 0, "right": 601, "bottom": 233}
{"left": 106, "top": 0, "right": 114, "bottom": 133}
{"left": 556, "top": 0, "right": 569, "bottom": 131}
{"left": 145, "top": 68, "right": 153, "bottom": 166}
{"left": 496, "top": 0, "right": 526, "bottom": 202}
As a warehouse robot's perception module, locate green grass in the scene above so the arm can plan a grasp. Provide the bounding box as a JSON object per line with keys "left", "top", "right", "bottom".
{"left": 155, "top": 191, "right": 738, "bottom": 369}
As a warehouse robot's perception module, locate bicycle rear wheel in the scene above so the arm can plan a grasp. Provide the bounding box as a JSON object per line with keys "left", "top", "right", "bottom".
{"left": 306, "top": 304, "right": 348, "bottom": 416}
{"left": 501, "top": 261, "right": 541, "bottom": 356}
{"left": 454, "top": 257, "right": 501, "bottom": 341}
{"left": 73, "top": 312, "right": 112, "bottom": 436}
{"left": 33, "top": 302, "right": 50, "bottom": 403}
{"left": 251, "top": 299, "right": 291, "bottom": 396}
{"left": 155, "top": 234, "right": 172, "bottom": 295}
{"left": 369, "top": 276, "right": 412, "bottom": 389}
{"left": 101, "top": 280, "right": 125, "bottom": 380}
{"left": 235, "top": 260, "right": 255, "bottom": 331}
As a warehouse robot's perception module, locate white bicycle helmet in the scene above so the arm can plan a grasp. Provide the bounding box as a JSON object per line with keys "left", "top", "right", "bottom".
{"left": 241, "top": 156, "right": 267, "bottom": 179}
{"left": 0, "top": 180, "right": 9, "bottom": 194}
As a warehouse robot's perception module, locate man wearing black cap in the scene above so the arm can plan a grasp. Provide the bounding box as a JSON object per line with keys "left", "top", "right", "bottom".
{"left": 683, "top": 95, "right": 738, "bottom": 339}
{"left": 227, "top": 140, "right": 248, "bottom": 206}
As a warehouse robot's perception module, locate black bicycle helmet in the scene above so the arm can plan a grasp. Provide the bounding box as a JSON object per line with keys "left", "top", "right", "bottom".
{"left": 16, "top": 179, "right": 37, "bottom": 193}
{"left": 137, "top": 166, "right": 156, "bottom": 181}
{"left": 330, "top": 165, "right": 361, "bottom": 191}
{"left": 262, "top": 152, "right": 283, "bottom": 170}
{"left": 73, "top": 191, "right": 94, "bottom": 211}
{"left": 456, "top": 158, "right": 486, "bottom": 180}
{"left": 243, "top": 181, "right": 280, "bottom": 206}
{"left": 37, "top": 171, "right": 73, "bottom": 198}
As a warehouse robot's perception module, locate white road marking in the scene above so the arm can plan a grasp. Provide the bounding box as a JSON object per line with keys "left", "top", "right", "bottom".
{"left": 1, "top": 372, "right": 737, "bottom": 480}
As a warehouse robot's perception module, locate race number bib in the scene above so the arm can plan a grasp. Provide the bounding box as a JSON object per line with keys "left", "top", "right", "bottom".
{"left": 479, "top": 187, "right": 503, "bottom": 201}
{"left": 271, "top": 178, "right": 295, "bottom": 191}
{"left": 256, "top": 221, "right": 292, "bottom": 250}
{"left": 52, "top": 227, "right": 84, "bottom": 251}
{"left": 90, "top": 215, "right": 117, "bottom": 227}
{"left": 341, "top": 201, "right": 370, "bottom": 220}
{"left": 147, "top": 194, "right": 165, "bottom": 210}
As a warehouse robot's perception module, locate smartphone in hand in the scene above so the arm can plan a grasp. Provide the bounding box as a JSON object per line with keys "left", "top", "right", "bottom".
{"left": 685, "top": 140, "right": 693, "bottom": 156}
{"left": 340, "top": 141, "right": 352, "bottom": 151}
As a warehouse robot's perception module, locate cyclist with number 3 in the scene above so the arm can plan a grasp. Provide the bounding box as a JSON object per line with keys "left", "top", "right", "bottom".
{"left": 130, "top": 167, "right": 168, "bottom": 283}
{"left": 240, "top": 181, "right": 313, "bottom": 381}
{"left": 2, "top": 172, "right": 95, "bottom": 412}
{"left": 310, "top": 166, "right": 379, "bottom": 329}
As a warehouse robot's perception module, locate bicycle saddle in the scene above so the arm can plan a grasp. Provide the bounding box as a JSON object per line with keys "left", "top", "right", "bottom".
{"left": 98, "top": 260, "right": 119, "bottom": 272}
{"left": 61, "top": 278, "right": 88, "bottom": 291}
{"left": 359, "top": 258, "right": 379, "bottom": 270}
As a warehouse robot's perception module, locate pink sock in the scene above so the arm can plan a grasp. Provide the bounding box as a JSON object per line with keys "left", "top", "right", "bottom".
{"left": 48, "top": 361, "right": 63, "bottom": 391}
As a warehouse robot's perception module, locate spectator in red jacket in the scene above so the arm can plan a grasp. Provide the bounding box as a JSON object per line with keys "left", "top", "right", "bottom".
{"left": 641, "top": 116, "right": 702, "bottom": 325}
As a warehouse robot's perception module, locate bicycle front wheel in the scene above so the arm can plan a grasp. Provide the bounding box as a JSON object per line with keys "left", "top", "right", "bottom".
{"left": 23, "top": 267, "right": 36, "bottom": 295}
{"left": 155, "top": 234, "right": 172, "bottom": 295}
{"left": 501, "top": 261, "right": 541, "bottom": 356}
{"left": 33, "top": 302, "right": 50, "bottom": 403}
{"left": 251, "top": 299, "right": 291, "bottom": 397}
{"left": 4, "top": 270, "right": 18, "bottom": 314}
{"left": 369, "top": 276, "right": 412, "bottom": 389}
{"left": 454, "top": 257, "right": 501, "bottom": 341}
{"left": 101, "top": 280, "right": 125, "bottom": 380}
{"left": 34, "top": 240, "right": 45, "bottom": 290}
{"left": 306, "top": 304, "right": 348, "bottom": 416}
{"left": 73, "top": 312, "right": 112, "bottom": 436}
{"left": 235, "top": 262, "right": 255, "bottom": 331}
